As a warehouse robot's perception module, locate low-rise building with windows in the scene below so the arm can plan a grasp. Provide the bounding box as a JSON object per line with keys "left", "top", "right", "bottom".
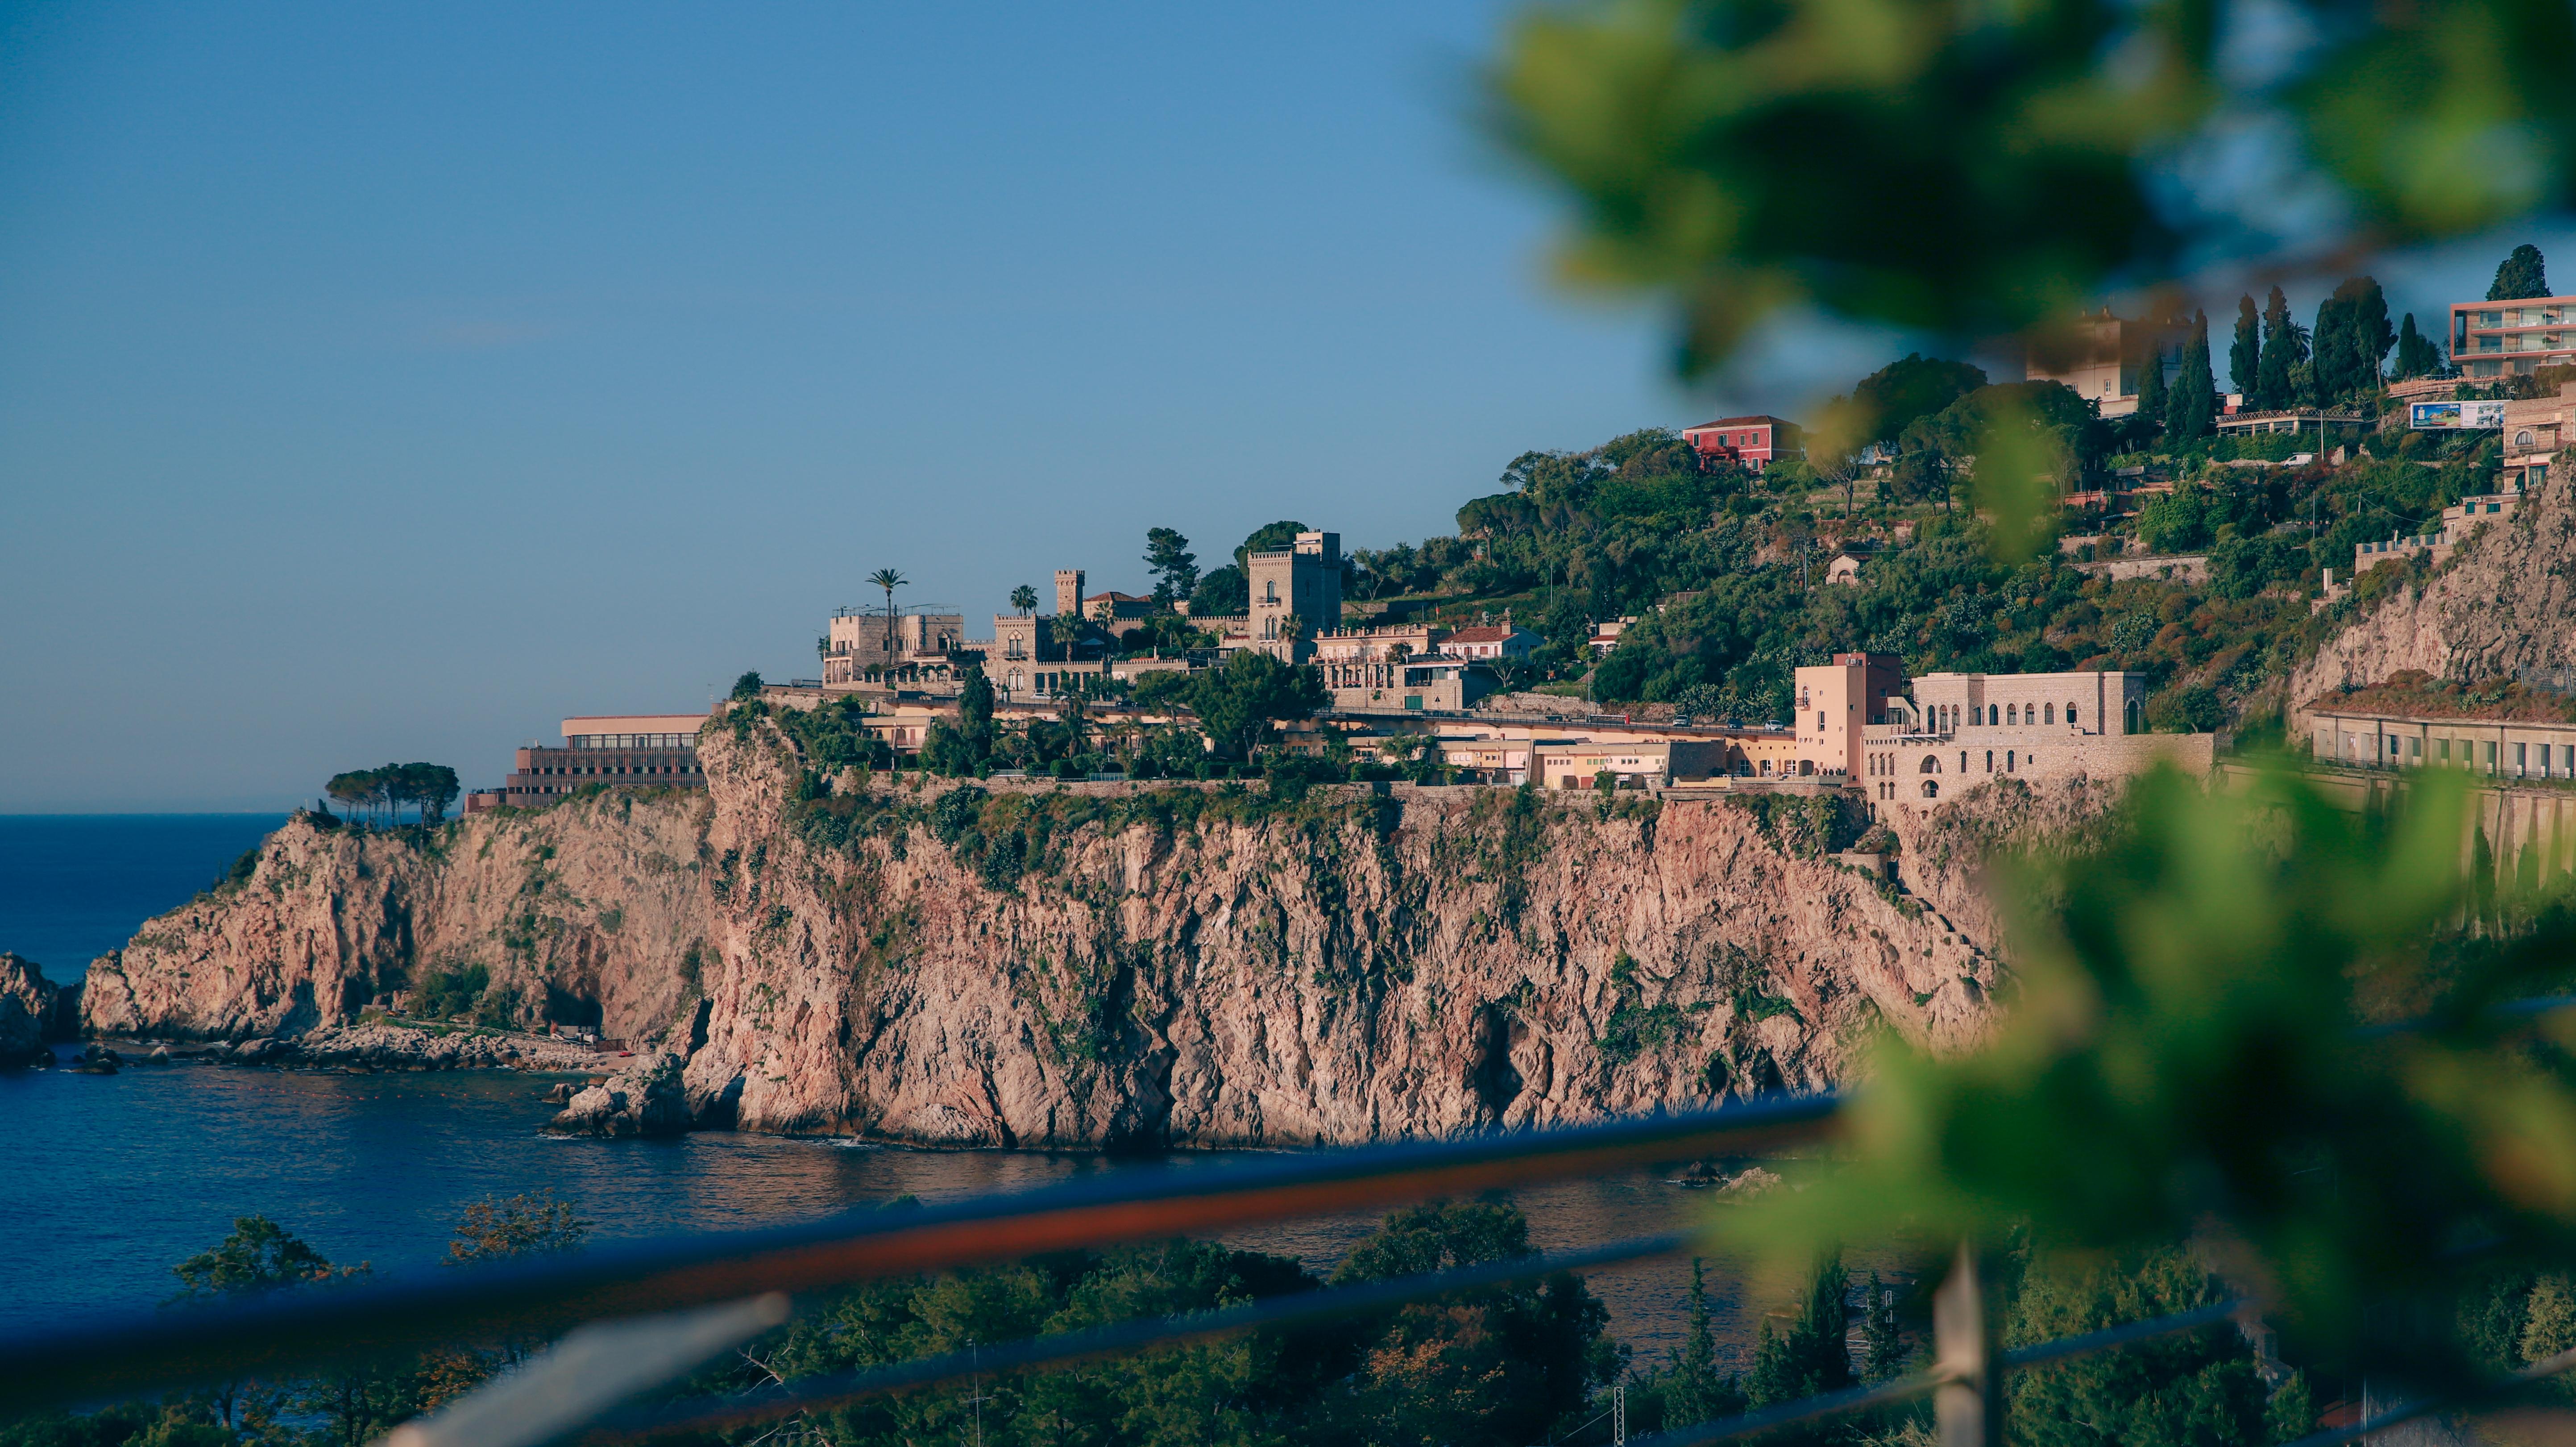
{"left": 1680, "top": 415, "right": 1804, "bottom": 471}
{"left": 2305, "top": 701, "right": 2576, "bottom": 781}
{"left": 492, "top": 715, "right": 709, "bottom": 809}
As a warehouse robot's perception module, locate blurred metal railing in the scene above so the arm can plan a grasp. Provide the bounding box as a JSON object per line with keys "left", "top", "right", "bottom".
{"left": 8, "top": 1089, "right": 2571, "bottom": 1447}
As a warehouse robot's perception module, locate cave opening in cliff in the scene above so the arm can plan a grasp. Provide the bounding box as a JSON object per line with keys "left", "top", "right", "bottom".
{"left": 543, "top": 984, "right": 603, "bottom": 1029}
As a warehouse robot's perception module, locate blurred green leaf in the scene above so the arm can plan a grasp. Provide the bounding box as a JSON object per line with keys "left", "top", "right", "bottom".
{"left": 1492, "top": 0, "right": 2576, "bottom": 373}
{"left": 1730, "top": 762, "right": 2576, "bottom": 1380}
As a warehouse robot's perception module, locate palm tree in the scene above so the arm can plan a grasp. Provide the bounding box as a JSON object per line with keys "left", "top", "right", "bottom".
{"left": 867, "top": 568, "right": 908, "bottom": 676}
{"left": 1010, "top": 585, "right": 1038, "bottom": 616}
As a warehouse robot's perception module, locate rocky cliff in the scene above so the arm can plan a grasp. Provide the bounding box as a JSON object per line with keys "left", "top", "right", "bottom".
{"left": 0, "top": 953, "right": 65, "bottom": 1065}
{"left": 2292, "top": 462, "right": 2576, "bottom": 706}
{"left": 77, "top": 708, "right": 1998, "bottom": 1147}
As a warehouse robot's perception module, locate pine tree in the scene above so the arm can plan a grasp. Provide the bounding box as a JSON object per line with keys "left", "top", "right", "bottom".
{"left": 2165, "top": 311, "right": 2216, "bottom": 440}
{"left": 1860, "top": 1270, "right": 1906, "bottom": 1381}
{"left": 2256, "top": 287, "right": 2303, "bottom": 409}
{"left": 2490, "top": 243, "right": 2550, "bottom": 301}
{"left": 2526, "top": 1274, "right": 2576, "bottom": 1364}
{"left": 2132, "top": 324, "right": 2168, "bottom": 432}
{"left": 1746, "top": 1255, "right": 1853, "bottom": 1407}
{"left": 1668, "top": 1257, "right": 1745, "bottom": 1422}
{"left": 2229, "top": 295, "right": 2261, "bottom": 396}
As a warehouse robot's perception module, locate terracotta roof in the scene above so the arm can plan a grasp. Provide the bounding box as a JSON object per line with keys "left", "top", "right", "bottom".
{"left": 1683, "top": 415, "right": 1797, "bottom": 430}
{"left": 1446, "top": 626, "right": 1528, "bottom": 643}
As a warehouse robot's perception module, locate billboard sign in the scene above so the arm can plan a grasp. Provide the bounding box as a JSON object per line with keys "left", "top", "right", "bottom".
{"left": 2412, "top": 400, "right": 2506, "bottom": 430}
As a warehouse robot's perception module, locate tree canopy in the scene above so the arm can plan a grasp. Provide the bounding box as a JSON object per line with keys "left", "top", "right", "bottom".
{"left": 324, "top": 763, "right": 460, "bottom": 827}
{"left": 2490, "top": 242, "right": 2551, "bottom": 300}
{"left": 1491, "top": 0, "right": 2576, "bottom": 375}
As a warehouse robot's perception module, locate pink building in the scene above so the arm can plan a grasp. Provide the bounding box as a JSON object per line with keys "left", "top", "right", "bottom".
{"left": 1680, "top": 415, "right": 1804, "bottom": 472}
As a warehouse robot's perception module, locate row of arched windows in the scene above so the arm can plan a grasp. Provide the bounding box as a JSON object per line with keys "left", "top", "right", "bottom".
{"left": 1932, "top": 702, "right": 2081, "bottom": 730}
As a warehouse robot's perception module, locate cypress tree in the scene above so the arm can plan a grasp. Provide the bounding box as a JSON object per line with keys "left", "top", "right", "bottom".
{"left": 2228, "top": 294, "right": 2261, "bottom": 397}
{"left": 2256, "top": 287, "right": 2303, "bottom": 409}
{"left": 2165, "top": 310, "right": 2216, "bottom": 439}
{"left": 2311, "top": 289, "right": 2351, "bottom": 401}
{"left": 2394, "top": 313, "right": 2443, "bottom": 378}
{"left": 2348, "top": 277, "right": 2394, "bottom": 387}
{"left": 2490, "top": 243, "right": 2550, "bottom": 301}
{"left": 2132, "top": 323, "right": 2169, "bottom": 430}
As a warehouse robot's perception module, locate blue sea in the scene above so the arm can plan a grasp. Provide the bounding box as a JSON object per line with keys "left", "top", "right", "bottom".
{"left": 0, "top": 815, "right": 1743, "bottom": 1357}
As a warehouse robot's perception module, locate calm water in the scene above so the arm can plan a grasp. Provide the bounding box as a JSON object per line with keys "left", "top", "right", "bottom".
{"left": 0, "top": 814, "right": 289, "bottom": 984}
{"left": 0, "top": 815, "right": 1780, "bottom": 1364}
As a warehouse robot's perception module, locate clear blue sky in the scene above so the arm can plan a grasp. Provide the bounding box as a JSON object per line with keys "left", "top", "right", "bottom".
{"left": 0, "top": 3, "right": 2561, "bottom": 810}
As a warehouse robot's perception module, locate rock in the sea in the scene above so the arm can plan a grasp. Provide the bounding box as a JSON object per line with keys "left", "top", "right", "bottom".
{"left": 548, "top": 1052, "right": 692, "bottom": 1138}
{"left": 542, "top": 1082, "right": 574, "bottom": 1105}
{"left": 148, "top": 1045, "right": 170, "bottom": 1065}
{"left": 0, "top": 954, "right": 61, "bottom": 1068}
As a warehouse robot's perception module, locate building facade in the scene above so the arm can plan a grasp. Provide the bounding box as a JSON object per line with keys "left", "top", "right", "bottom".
{"left": 1792, "top": 653, "right": 1907, "bottom": 778}
{"left": 2451, "top": 296, "right": 2576, "bottom": 381}
{"left": 824, "top": 608, "right": 968, "bottom": 685}
{"left": 1680, "top": 416, "right": 1804, "bottom": 471}
{"left": 2307, "top": 703, "right": 2576, "bottom": 780}
{"left": 495, "top": 714, "right": 709, "bottom": 809}
{"left": 2024, "top": 310, "right": 2176, "bottom": 418}
{"left": 1246, "top": 531, "right": 1344, "bottom": 658}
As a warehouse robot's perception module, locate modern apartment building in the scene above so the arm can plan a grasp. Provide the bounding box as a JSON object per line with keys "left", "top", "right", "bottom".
{"left": 493, "top": 715, "right": 709, "bottom": 809}
{"left": 2451, "top": 297, "right": 2576, "bottom": 381}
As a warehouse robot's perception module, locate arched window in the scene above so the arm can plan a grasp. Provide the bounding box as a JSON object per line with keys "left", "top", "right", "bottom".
{"left": 2006, "top": 750, "right": 2016, "bottom": 772}
{"left": 2518, "top": 429, "right": 2536, "bottom": 448}
{"left": 2007, "top": 704, "right": 2018, "bottom": 725}
{"left": 1985, "top": 750, "right": 1994, "bottom": 772}
{"left": 2044, "top": 703, "right": 2055, "bottom": 724}
{"left": 1922, "top": 780, "right": 1940, "bottom": 799}
{"left": 1988, "top": 705, "right": 2000, "bottom": 726}
{"left": 2067, "top": 704, "right": 2079, "bottom": 727}
{"left": 1921, "top": 755, "right": 1941, "bottom": 774}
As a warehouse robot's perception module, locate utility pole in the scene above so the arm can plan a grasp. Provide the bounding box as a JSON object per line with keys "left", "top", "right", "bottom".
{"left": 964, "top": 1339, "right": 989, "bottom": 1447}
{"left": 1614, "top": 1381, "right": 1628, "bottom": 1446}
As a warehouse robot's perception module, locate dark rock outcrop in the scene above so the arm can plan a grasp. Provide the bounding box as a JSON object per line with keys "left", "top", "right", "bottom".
{"left": 0, "top": 955, "right": 59, "bottom": 1067}
{"left": 548, "top": 1053, "right": 692, "bottom": 1137}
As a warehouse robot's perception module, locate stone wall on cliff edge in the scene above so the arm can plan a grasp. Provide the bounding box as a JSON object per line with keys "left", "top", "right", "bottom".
{"left": 73, "top": 703, "right": 2008, "bottom": 1148}
{"left": 2292, "top": 459, "right": 2576, "bottom": 710}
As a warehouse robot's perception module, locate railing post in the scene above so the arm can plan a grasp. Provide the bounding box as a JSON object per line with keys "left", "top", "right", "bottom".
{"left": 1934, "top": 1242, "right": 2004, "bottom": 1447}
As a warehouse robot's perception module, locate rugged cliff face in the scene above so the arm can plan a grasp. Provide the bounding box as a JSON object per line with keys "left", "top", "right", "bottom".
{"left": 2292, "top": 462, "right": 2576, "bottom": 705}
{"left": 79, "top": 794, "right": 710, "bottom": 1046}
{"left": 78, "top": 709, "right": 1998, "bottom": 1147}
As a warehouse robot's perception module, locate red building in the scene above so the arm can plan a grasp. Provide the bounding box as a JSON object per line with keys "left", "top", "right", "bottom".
{"left": 1681, "top": 415, "right": 1804, "bottom": 472}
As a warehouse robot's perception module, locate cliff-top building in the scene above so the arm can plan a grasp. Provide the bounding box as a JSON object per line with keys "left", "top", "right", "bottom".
{"left": 1788, "top": 657, "right": 2207, "bottom": 807}
{"left": 1247, "top": 531, "right": 1343, "bottom": 660}
{"left": 483, "top": 714, "right": 709, "bottom": 811}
